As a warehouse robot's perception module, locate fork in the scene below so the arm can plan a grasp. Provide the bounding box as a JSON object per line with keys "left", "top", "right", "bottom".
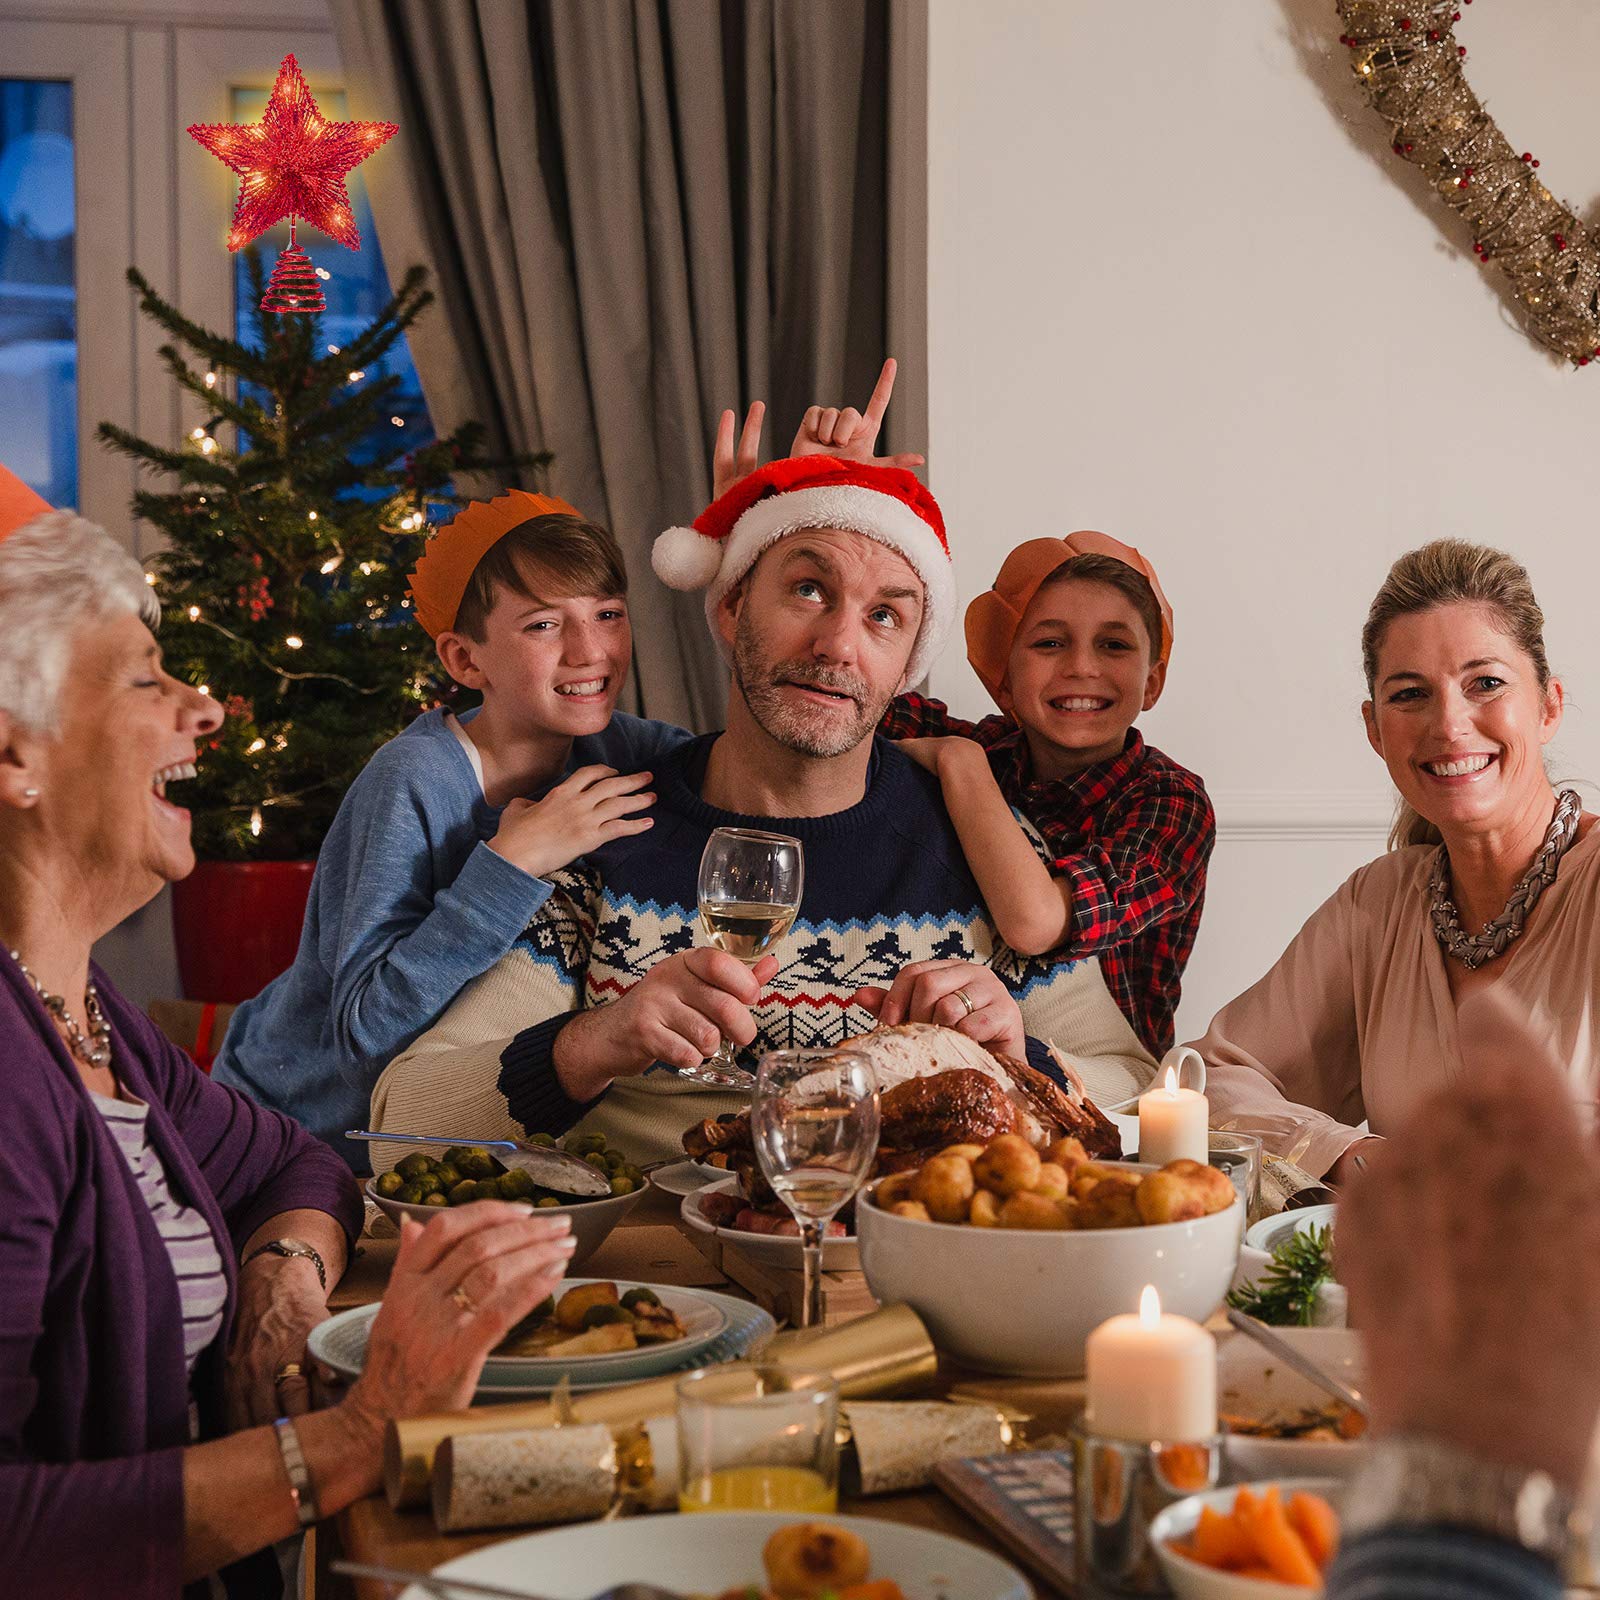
{"left": 332, "top": 1560, "right": 683, "bottom": 1600}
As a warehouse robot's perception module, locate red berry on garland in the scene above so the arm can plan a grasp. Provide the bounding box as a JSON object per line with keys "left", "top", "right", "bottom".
{"left": 1581, "top": 357, "right": 1590, "bottom": 366}
{"left": 1453, "top": 8, "right": 1461, "bottom": 16}
{"left": 1405, "top": 141, "right": 1414, "bottom": 152}
{"left": 1458, "top": 45, "right": 1467, "bottom": 55}
{"left": 1555, "top": 235, "right": 1568, "bottom": 250}
{"left": 1428, "top": 29, "right": 1439, "bottom": 41}
{"left": 1399, "top": 16, "right": 1412, "bottom": 29}
{"left": 1533, "top": 159, "right": 1541, "bottom": 168}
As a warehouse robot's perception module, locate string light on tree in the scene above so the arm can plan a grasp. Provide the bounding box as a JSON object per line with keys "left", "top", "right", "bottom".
{"left": 284, "top": 634, "right": 304, "bottom": 650}
{"left": 249, "top": 808, "right": 263, "bottom": 838}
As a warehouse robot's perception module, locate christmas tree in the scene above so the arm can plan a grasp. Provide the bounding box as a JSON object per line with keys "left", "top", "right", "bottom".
{"left": 99, "top": 256, "right": 542, "bottom": 860}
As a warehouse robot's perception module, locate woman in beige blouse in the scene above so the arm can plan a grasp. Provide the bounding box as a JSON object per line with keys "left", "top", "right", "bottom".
{"left": 1196, "top": 538, "right": 1598, "bottom": 1181}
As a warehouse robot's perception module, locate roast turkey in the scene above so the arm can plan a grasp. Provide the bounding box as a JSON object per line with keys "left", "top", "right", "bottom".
{"left": 683, "top": 1023, "right": 1122, "bottom": 1174}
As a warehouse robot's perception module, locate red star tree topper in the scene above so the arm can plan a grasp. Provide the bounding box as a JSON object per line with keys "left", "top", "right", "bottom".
{"left": 188, "top": 54, "right": 396, "bottom": 313}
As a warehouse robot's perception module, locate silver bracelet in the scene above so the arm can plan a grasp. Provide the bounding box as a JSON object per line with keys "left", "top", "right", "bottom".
{"left": 272, "top": 1415, "right": 318, "bottom": 1528}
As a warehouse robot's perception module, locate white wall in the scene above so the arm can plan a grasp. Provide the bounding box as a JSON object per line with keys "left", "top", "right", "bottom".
{"left": 924, "top": 0, "right": 1600, "bottom": 1042}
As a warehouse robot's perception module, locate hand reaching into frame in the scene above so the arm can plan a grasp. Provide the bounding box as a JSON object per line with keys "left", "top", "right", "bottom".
{"left": 709, "top": 358, "right": 925, "bottom": 500}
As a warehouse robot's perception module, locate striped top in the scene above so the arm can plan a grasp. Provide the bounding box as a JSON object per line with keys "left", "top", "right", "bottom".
{"left": 92, "top": 1092, "right": 227, "bottom": 1373}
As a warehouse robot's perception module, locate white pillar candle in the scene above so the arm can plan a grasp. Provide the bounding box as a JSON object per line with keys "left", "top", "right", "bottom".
{"left": 1138, "top": 1064, "right": 1209, "bottom": 1166}
{"left": 1085, "top": 1285, "right": 1217, "bottom": 1442}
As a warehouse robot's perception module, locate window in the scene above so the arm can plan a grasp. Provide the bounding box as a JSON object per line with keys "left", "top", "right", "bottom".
{"left": 228, "top": 85, "right": 433, "bottom": 460}
{"left": 0, "top": 79, "right": 76, "bottom": 507}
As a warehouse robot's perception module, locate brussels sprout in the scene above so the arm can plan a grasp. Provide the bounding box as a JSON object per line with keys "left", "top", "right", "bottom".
{"left": 423, "top": 1191, "right": 448, "bottom": 1208}
{"left": 528, "top": 1132, "right": 558, "bottom": 1148}
{"left": 535, "top": 1196, "right": 562, "bottom": 1209}
{"left": 497, "top": 1169, "right": 537, "bottom": 1201}
{"left": 472, "top": 1179, "right": 503, "bottom": 1202}
{"left": 395, "top": 1152, "right": 434, "bottom": 1181}
{"left": 448, "top": 1180, "right": 478, "bottom": 1206}
{"left": 620, "top": 1287, "right": 661, "bottom": 1311}
{"left": 580, "top": 1303, "right": 632, "bottom": 1328}
{"left": 435, "top": 1163, "right": 461, "bottom": 1190}
{"left": 604, "top": 1150, "right": 627, "bottom": 1173}
{"left": 584, "top": 1151, "right": 609, "bottom": 1170}
{"left": 412, "top": 1173, "right": 444, "bottom": 1198}
{"left": 396, "top": 1182, "right": 425, "bottom": 1205}
{"left": 443, "top": 1146, "right": 475, "bottom": 1170}
{"left": 374, "top": 1171, "right": 404, "bottom": 1197}
{"left": 620, "top": 1166, "right": 644, "bottom": 1188}
{"left": 569, "top": 1134, "right": 608, "bottom": 1156}
{"left": 487, "top": 1154, "right": 509, "bottom": 1176}
{"left": 608, "top": 1175, "right": 636, "bottom": 1197}
{"left": 456, "top": 1147, "right": 498, "bottom": 1180}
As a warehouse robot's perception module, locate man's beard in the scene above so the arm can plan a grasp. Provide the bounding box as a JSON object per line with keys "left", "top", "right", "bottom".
{"left": 731, "top": 618, "right": 891, "bottom": 759}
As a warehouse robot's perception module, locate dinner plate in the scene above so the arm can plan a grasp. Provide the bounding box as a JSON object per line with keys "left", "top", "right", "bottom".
{"left": 648, "top": 1159, "right": 719, "bottom": 1197}
{"left": 681, "top": 1176, "right": 861, "bottom": 1271}
{"left": 402, "top": 1510, "right": 1032, "bottom": 1600}
{"left": 1217, "top": 1326, "right": 1366, "bottom": 1478}
{"left": 484, "top": 1279, "right": 728, "bottom": 1373}
{"left": 1244, "top": 1203, "right": 1337, "bottom": 1256}
{"left": 309, "top": 1283, "right": 775, "bottom": 1398}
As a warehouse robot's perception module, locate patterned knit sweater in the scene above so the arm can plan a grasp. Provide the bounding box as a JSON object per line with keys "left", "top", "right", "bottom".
{"left": 371, "top": 735, "right": 1157, "bottom": 1161}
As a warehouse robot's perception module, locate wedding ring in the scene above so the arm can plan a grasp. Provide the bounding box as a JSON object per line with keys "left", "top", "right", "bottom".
{"left": 954, "top": 987, "right": 976, "bottom": 1017}
{"left": 450, "top": 1285, "right": 478, "bottom": 1315}
{"left": 273, "top": 1362, "right": 305, "bottom": 1387}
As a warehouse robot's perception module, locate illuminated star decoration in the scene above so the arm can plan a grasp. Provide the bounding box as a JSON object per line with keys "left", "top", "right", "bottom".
{"left": 187, "top": 54, "right": 396, "bottom": 312}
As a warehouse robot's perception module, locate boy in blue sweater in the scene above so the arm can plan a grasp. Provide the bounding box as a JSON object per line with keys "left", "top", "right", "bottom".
{"left": 215, "top": 492, "right": 689, "bottom": 1165}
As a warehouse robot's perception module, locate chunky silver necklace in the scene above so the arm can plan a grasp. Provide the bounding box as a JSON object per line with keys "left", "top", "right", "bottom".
{"left": 7, "top": 949, "right": 112, "bottom": 1068}
{"left": 1428, "top": 789, "right": 1583, "bottom": 971}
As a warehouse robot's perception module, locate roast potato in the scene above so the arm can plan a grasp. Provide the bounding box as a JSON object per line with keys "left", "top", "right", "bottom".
{"left": 973, "top": 1134, "right": 1042, "bottom": 1197}
{"left": 763, "top": 1523, "right": 871, "bottom": 1599}
{"left": 998, "top": 1191, "right": 1071, "bottom": 1231}
{"left": 912, "top": 1153, "right": 976, "bottom": 1223}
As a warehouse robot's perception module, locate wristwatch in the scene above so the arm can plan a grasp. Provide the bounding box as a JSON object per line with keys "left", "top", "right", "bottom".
{"left": 242, "top": 1237, "right": 328, "bottom": 1293}
{"left": 1344, "top": 1436, "right": 1576, "bottom": 1568}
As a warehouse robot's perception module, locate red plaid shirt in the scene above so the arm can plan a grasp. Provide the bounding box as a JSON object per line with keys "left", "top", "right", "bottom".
{"left": 878, "top": 694, "right": 1215, "bottom": 1055}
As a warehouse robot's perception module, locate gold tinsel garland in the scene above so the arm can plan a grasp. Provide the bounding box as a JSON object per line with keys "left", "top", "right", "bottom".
{"left": 1335, "top": 0, "right": 1600, "bottom": 367}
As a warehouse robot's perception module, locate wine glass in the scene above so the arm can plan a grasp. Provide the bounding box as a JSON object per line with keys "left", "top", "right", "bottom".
{"left": 691, "top": 827, "right": 804, "bottom": 1089}
{"left": 751, "top": 1049, "right": 879, "bottom": 1328}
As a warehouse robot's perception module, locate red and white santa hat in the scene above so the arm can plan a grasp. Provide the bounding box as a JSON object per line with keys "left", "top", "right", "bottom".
{"left": 652, "top": 455, "right": 954, "bottom": 685}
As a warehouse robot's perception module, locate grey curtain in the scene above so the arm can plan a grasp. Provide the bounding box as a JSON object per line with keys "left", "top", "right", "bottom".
{"left": 331, "top": 0, "right": 904, "bottom": 730}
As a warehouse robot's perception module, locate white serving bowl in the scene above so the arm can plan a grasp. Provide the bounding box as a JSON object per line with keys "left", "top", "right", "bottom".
{"left": 856, "top": 1161, "right": 1242, "bottom": 1377}
{"left": 1149, "top": 1477, "right": 1344, "bottom": 1600}
{"left": 364, "top": 1180, "right": 645, "bottom": 1271}
{"left": 1217, "top": 1327, "right": 1365, "bottom": 1478}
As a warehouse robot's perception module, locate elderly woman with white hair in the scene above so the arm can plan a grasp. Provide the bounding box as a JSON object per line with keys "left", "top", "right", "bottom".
{"left": 0, "top": 468, "right": 578, "bottom": 1599}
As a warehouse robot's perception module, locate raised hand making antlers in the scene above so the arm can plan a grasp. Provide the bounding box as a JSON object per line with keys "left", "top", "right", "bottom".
{"left": 710, "top": 358, "right": 926, "bottom": 499}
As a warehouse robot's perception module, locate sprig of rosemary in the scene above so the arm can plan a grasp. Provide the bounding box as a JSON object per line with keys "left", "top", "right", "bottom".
{"left": 1227, "top": 1222, "right": 1334, "bottom": 1327}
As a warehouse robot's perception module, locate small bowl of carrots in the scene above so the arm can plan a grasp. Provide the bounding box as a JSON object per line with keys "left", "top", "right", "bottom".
{"left": 1149, "top": 1479, "right": 1342, "bottom": 1598}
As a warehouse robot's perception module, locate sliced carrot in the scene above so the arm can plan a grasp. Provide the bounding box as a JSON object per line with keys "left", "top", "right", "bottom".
{"left": 1193, "top": 1504, "right": 1255, "bottom": 1570}
{"left": 1238, "top": 1486, "right": 1322, "bottom": 1587}
{"left": 1287, "top": 1491, "right": 1340, "bottom": 1568}
{"left": 1235, "top": 1564, "right": 1285, "bottom": 1581}
{"left": 1165, "top": 1539, "right": 1201, "bottom": 1562}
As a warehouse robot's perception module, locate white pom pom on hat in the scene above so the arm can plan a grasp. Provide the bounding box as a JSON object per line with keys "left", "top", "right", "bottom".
{"left": 652, "top": 455, "right": 954, "bottom": 687}
{"left": 650, "top": 521, "right": 725, "bottom": 591}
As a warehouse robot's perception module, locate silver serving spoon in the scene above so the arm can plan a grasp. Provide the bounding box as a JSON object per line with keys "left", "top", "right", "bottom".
{"left": 345, "top": 1129, "right": 612, "bottom": 1198}
{"left": 1224, "top": 1307, "right": 1369, "bottom": 1416}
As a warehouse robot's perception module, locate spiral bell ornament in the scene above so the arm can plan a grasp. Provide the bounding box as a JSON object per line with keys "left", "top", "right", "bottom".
{"left": 260, "top": 227, "right": 326, "bottom": 315}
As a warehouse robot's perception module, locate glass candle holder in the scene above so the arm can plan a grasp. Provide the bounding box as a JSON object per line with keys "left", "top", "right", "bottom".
{"left": 675, "top": 1364, "right": 840, "bottom": 1514}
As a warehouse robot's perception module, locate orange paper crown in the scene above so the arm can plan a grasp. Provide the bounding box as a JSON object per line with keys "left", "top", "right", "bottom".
{"left": 407, "top": 489, "right": 583, "bottom": 637}
{"left": 0, "top": 462, "right": 53, "bottom": 543}
{"left": 964, "top": 531, "right": 1174, "bottom": 707}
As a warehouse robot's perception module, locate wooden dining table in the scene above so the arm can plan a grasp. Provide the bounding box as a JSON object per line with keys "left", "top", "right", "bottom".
{"left": 315, "top": 1185, "right": 1093, "bottom": 1600}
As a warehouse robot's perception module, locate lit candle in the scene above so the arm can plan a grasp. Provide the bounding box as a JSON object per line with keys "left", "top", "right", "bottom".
{"left": 1085, "top": 1285, "right": 1217, "bottom": 1442}
{"left": 1138, "top": 1063, "right": 1209, "bottom": 1166}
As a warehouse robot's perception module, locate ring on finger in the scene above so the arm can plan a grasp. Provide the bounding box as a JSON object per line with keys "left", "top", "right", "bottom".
{"left": 953, "top": 987, "right": 977, "bottom": 1017}
{"left": 273, "top": 1362, "right": 305, "bottom": 1387}
{"left": 450, "top": 1285, "right": 478, "bottom": 1316}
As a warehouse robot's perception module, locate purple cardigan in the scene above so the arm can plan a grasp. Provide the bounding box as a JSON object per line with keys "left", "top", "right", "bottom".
{"left": 0, "top": 952, "right": 363, "bottom": 1599}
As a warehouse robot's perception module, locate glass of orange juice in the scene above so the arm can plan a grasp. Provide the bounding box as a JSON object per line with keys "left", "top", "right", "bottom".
{"left": 675, "top": 1364, "right": 839, "bottom": 1513}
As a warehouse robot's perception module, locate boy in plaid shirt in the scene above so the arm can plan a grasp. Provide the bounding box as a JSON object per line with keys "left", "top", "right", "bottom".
{"left": 879, "top": 533, "right": 1213, "bottom": 1056}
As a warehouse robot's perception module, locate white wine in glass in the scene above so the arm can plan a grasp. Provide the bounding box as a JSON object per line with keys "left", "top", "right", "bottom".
{"left": 691, "top": 827, "right": 804, "bottom": 1089}
{"left": 752, "top": 1049, "right": 879, "bottom": 1328}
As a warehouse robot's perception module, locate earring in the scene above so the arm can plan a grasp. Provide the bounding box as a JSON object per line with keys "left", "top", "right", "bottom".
{"left": 22, "top": 788, "right": 39, "bottom": 800}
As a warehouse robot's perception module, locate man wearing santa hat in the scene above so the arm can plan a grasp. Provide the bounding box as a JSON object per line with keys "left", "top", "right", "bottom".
{"left": 369, "top": 455, "right": 1159, "bottom": 1157}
